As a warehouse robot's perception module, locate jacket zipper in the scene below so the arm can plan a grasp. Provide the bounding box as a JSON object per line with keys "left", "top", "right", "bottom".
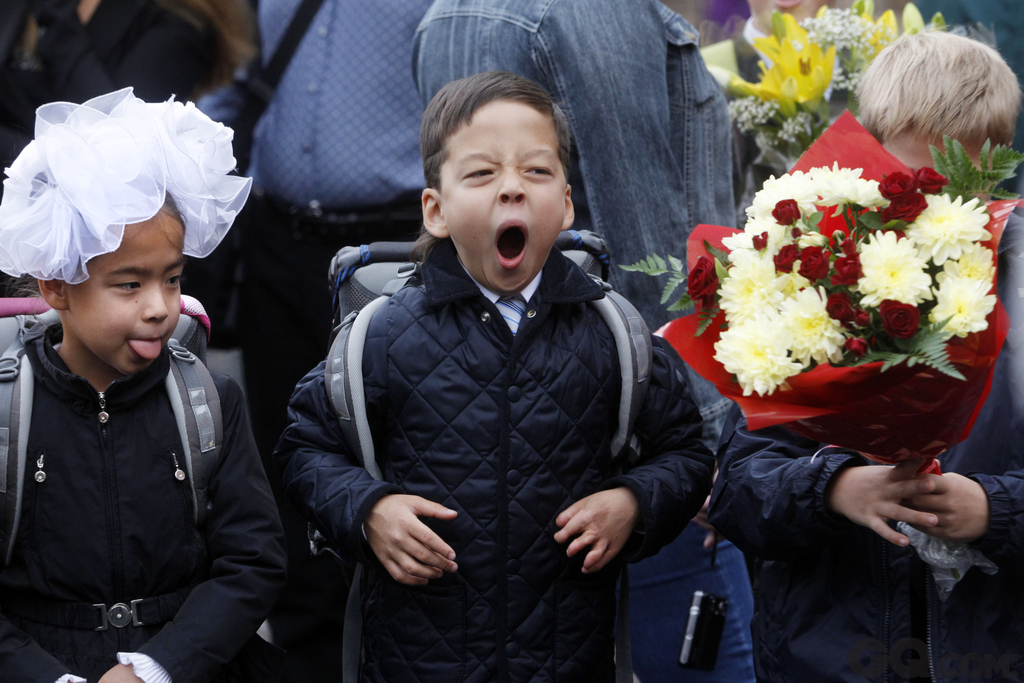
{"left": 97, "top": 389, "right": 127, "bottom": 649}
{"left": 926, "top": 567, "right": 936, "bottom": 681}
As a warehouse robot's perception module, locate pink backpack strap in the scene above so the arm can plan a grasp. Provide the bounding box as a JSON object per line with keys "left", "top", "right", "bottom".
{"left": 179, "top": 295, "right": 211, "bottom": 341}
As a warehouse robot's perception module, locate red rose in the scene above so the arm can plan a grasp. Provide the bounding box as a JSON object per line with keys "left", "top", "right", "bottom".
{"left": 774, "top": 244, "right": 800, "bottom": 272}
{"left": 773, "top": 199, "right": 801, "bottom": 225}
{"left": 687, "top": 256, "right": 719, "bottom": 309}
{"left": 830, "top": 254, "right": 863, "bottom": 286}
{"left": 752, "top": 231, "right": 769, "bottom": 251}
{"left": 879, "top": 171, "right": 918, "bottom": 199}
{"left": 791, "top": 227, "right": 802, "bottom": 239}
{"left": 881, "top": 192, "right": 928, "bottom": 224}
{"left": 854, "top": 309, "right": 870, "bottom": 327}
{"left": 798, "top": 246, "right": 830, "bottom": 281}
{"left": 844, "top": 338, "right": 869, "bottom": 357}
{"left": 915, "top": 167, "right": 948, "bottom": 194}
{"left": 878, "top": 300, "right": 920, "bottom": 339}
{"left": 841, "top": 238, "right": 856, "bottom": 257}
{"left": 826, "top": 292, "right": 856, "bottom": 323}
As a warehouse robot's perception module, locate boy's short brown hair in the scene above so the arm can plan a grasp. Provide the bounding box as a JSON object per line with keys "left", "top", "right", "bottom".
{"left": 858, "top": 32, "right": 1021, "bottom": 151}
{"left": 420, "top": 71, "right": 572, "bottom": 190}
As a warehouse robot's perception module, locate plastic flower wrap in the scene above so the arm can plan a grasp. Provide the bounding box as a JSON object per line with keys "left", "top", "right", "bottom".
{"left": 624, "top": 113, "right": 1024, "bottom": 462}
{"left": 0, "top": 88, "right": 251, "bottom": 284}
{"left": 726, "top": 1, "right": 942, "bottom": 163}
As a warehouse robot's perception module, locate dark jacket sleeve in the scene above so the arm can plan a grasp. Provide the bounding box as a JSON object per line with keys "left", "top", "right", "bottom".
{"left": 603, "top": 337, "right": 714, "bottom": 561}
{"left": 139, "top": 374, "right": 287, "bottom": 683}
{"left": 272, "top": 309, "right": 403, "bottom": 565}
{"left": 0, "top": 615, "right": 69, "bottom": 683}
{"left": 36, "top": 4, "right": 212, "bottom": 104}
{"left": 971, "top": 470, "right": 1024, "bottom": 570}
{"left": 708, "top": 411, "right": 864, "bottom": 561}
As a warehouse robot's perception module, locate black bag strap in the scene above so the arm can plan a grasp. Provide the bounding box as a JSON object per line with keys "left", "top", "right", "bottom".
{"left": 232, "top": 0, "right": 327, "bottom": 173}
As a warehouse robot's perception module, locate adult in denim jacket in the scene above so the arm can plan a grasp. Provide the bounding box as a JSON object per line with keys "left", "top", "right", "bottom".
{"left": 413, "top": 4, "right": 753, "bottom": 681}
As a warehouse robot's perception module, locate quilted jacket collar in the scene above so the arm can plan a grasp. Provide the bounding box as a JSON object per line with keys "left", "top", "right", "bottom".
{"left": 420, "top": 239, "right": 605, "bottom": 307}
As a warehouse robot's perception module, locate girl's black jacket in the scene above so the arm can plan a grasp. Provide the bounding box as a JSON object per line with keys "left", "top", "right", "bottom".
{"left": 0, "top": 329, "right": 287, "bottom": 683}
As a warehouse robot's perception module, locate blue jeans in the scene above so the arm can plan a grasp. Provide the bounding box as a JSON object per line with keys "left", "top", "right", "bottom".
{"left": 629, "top": 524, "right": 756, "bottom": 682}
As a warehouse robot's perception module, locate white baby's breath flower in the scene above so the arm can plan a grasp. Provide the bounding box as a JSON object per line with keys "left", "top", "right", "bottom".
{"left": 728, "top": 97, "right": 780, "bottom": 135}
{"left": 930, "top": 276, "right": 996, "bottom": 338}
{"left": 858, "top": 231, "right": 933, "bottom": 306}
{"left": 780, "top": 287, "right": 846, "bottom": 365}
{"left": 906, "top": 195, "right": 991, "bottom": 266}
{"left": 719, "top": 251, "right": 788, "bottom": 324}
{"left": 936, "top": 245, "right": 996, "bottom": 286}
{"left": 715, "top": 314, "right": 804, "bottom": 396}
{"left": 810, "top": 163, "right": 887, "bottom": 210}
{"left": 802, "top": 8, "right": 875, "bottom": 54}
{"left": 747, "top": 171, "right": 821, "bottom": 223}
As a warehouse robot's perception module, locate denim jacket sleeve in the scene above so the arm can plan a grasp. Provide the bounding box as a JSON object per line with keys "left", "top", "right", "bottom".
{"left": 272, "top": 307, "right": 402, "bottom": 564}
{"left": 709, "top": 415, "right": 864, "bottom": 561}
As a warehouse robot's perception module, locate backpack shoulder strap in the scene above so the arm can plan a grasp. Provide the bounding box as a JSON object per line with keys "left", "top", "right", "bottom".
{"left": 325, "top": 296, "right": 388, "bottom": 481}
{"left": 587, "top": 286, "right": 654, "bottom": 466}
{"left": 0, "top": 312, "right": 58, "bottom": 565}
{"left": 165, "top": 340, "right": 223, "bottom": 528}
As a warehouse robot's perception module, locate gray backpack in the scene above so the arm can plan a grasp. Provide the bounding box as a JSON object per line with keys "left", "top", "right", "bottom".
{"left": 320, "top": 230, "right": 651, "bottom": 683}
{"left": 0, "top": 297, "right": 223, "bottom": 568}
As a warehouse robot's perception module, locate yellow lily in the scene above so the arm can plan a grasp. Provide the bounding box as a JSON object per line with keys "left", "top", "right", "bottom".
{"left": 753, "top": 35, "right": 835, "bottom": 112}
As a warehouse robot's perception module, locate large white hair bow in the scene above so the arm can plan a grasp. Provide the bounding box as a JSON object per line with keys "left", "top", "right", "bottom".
{"left": 0, "top": 88, "right": 252, "bottom": 283}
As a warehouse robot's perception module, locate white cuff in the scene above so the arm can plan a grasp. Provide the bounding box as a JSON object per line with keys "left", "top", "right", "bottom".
{"left": 117, "top": 652, "right": 173, "bottom": 683}
{"left": 55, "top": 675, "right": 86, "bottom": 683}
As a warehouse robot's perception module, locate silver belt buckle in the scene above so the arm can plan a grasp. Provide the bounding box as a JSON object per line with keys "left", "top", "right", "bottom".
{"left": 94, "top": 599, "right": 144, "bottom": 631}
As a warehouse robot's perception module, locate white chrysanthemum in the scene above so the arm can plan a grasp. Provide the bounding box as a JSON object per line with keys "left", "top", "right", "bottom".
{"left": 776, "top": 271, "right": 812, "bottom": 298}
{"left": 747, "top": 171, "right": 821, "bottom": 222}
{"left": 724, "top": 216, "right": 789, "bottom": 255}
{"left": 930, "top": 276, "right": 996, "bottom": 338}
{"left": 858, "top": 231, "right": 933, "bottom": 306}
{"left": 809, "top": 163, "right": 887, "bottom": 210}
{"left": 906, "top": 195, "right": 991, "bottom": 266}
{"left": 797, "top": 231, "right": 827, "bottom": 249}
{"left": 780, "top": 287, "right": 846, "bottom": 365}
{"left": 936, "top": 245, "right": 996, "bottom": 286}
{"left": 715, "top": 314, "right": 804, "bottom": 397}
{"left": 719, "top": 251, "right": 788, "bottom": 324}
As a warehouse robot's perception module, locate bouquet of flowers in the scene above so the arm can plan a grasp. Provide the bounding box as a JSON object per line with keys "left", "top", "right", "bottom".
{"left": 626, "top": 113, "right": 1024, "bottom": 462}
{"left": 726, "top": 1, "right": 941, "bottom": 162}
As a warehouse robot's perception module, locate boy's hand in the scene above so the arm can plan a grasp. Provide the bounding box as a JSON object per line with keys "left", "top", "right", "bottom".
{"left": 365, "top": 494, "right": 458, "bottom": 586}
{"left": 554, "top": 487, "right": 640, "bottom": 574}
{"left": 691, "top": 495, "right": 723, "bottom": 549}
{"left": 825, "top": 459, "right": 938, "bottom": 546}
{"left": 98, "top": 664, "right": 144, "bottom": 683}
{"left": 905, "top": 472, "right": 990, "bottom": 542}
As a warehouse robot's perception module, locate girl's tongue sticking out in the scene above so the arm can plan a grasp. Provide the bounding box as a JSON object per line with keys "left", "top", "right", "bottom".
{"left": 497, "top": 224, "right": 527, "bottom": 269}
{"left": 128, "top": 339, "right": 163, "bottom": 360}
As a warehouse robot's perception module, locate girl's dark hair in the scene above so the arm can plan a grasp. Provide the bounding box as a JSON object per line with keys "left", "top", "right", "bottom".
{"left": 416, "top": 71, "right": 573, "bottom": 262}
{"left": 152, "top": 0, "right": 257, "bottom": 96}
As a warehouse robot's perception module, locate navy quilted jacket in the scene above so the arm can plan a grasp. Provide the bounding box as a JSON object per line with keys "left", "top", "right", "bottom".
{"left": 275, "top": 241, "right": 714, "bottom": 683}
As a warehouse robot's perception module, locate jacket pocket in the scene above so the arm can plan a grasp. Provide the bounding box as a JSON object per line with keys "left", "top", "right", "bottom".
{"left": 554, "top": 579, "right": 616, "bottom": 683}
{"left": 368, "top": 580, "right": 466, "bottom": 683}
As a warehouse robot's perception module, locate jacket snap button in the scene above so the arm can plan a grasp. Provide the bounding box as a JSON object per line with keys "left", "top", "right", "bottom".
{"left": 505, "top": 642, "right": 520, "bottom": 658}
{"left": 507, "top": 386, "right": 521, "bottom": 402}
{"left": 506, "top": 469, "right": 522, "bottom": 486}
{"left": 481, "top": 312, "right": 491, "bottom": 323}
{"left": 506, "top": 559, "right": 520, "bottom": 574}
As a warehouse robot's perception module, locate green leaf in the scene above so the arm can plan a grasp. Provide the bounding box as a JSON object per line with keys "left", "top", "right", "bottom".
{"left": 714, "top": 257, "right": 729, "bottom": 282}
{"left": 854, "top": 318, "right": 965, "bottom": 379}
{"left": 668, "top": 255, "right": 685, "bottom": 273}
{"left": 695, "top": 306, "right": 718, "bottom": 336}
{"left": 930, "top": 11, "right": 945, "bottom": 29}
{"left": 668, "top": 295, "right": 695, "bottom": 312}
{"left": 620, "top": 254, "right": 671, "bottom": 276}
{"left": 859, "top": 211, "right": 883, "bottom": 232}
{"left": 660, "top": 275, "right": 686, "bottom": 305}
{"left": 771, "top": 10, "right": 787, "bottom": 40}
{"left": 704, "top": 240, "right": 731, "bottom": 266}
{"left": 930, "top": 135, "right": 1024, "bottom": 199}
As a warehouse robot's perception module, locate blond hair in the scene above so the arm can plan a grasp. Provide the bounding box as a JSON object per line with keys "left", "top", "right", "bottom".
{"left": 858, "top": 31, "right": 1021, "bottom": 150}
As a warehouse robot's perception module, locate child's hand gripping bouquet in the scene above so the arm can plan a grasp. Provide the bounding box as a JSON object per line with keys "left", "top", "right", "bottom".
{"left": 626, "top": 112, "right": 1024, "bottom": 597}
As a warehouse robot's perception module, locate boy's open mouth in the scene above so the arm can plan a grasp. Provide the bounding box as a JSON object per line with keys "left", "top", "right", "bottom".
{"left": 496, "top": 223, "right": 527, "bottom": 268}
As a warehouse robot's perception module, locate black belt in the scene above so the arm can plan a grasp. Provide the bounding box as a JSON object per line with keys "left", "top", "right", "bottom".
{"left": 266, "top": 195, "right": 422, "bottom": 244}
{"left": 2, "top": 584, "right": 196, "bottom": 631}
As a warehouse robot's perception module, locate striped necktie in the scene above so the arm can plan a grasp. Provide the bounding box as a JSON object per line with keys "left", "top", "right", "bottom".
{"left": 496, "top": 295, "right": 526, "bottom": 334}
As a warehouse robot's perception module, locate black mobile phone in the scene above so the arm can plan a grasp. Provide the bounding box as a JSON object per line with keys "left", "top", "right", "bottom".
{"left": 678, "top": 590, "right": 728, "bottom": 670}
